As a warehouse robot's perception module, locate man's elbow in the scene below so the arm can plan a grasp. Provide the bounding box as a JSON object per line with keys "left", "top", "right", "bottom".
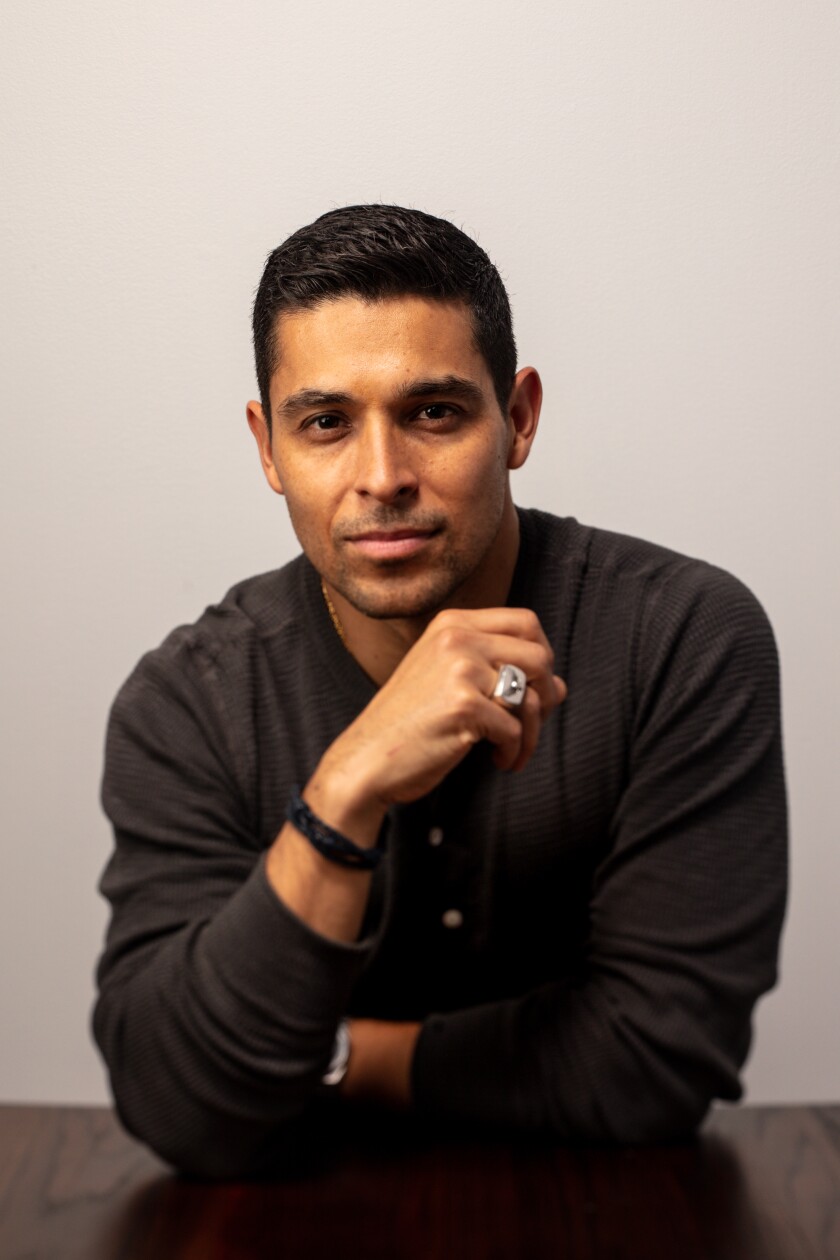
{"left": 606, "top": 1093, "right": 712, "bottom": 1146}
{"left": 590, "top": 1054, "right": 728, "bottom": 1146}
{"left": 112, "top": 1086, "right": 319, "bottom": 1180}
{"left": 538, "top": 1045, "right": 728, "bottom": 1147}
{"left": 94, "top": 993, "right": 327, "bottom": 1179}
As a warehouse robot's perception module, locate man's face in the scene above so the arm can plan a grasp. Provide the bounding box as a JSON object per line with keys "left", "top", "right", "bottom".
{"left": 249, "top": 294, "right": 532, "bottom": 621}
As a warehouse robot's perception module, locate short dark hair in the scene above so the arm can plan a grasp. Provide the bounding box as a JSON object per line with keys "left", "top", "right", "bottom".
{"left": 252, "top": 205, "right": 517, "bottom": 428}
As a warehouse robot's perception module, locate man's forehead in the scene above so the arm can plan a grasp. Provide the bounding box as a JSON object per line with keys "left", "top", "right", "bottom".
{"left": 268, "top": 294, "right": 485, "bottom": 387}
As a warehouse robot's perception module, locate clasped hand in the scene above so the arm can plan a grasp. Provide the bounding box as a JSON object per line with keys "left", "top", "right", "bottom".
{"left": 320, "top": 607, "right": 568, "bottom": 820}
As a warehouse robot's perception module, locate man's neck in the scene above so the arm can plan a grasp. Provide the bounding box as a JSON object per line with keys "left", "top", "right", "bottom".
{"left": 325, "top": 504, "right": 521, "bottom": 687}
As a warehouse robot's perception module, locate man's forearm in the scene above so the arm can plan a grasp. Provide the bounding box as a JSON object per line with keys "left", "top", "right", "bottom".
{"left": 264, "top": 750, "right": 388, "bottom": 943}
{"left": 266, "top": 607, "right": 564, "bottom": 945}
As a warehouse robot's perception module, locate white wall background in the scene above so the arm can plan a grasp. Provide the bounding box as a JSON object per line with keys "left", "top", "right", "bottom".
{"left": 1, "top": 1, "right": 838, "bottom": 1106}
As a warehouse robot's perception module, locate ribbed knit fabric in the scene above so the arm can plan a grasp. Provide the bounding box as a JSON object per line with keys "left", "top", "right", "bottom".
{"left": 94, "top": 509, "right": 787, "bottom": 1177}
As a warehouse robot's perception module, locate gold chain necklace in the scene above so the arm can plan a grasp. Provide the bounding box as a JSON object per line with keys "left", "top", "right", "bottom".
{"left": 320, "top": 578, "right": 347, "bottom": 647}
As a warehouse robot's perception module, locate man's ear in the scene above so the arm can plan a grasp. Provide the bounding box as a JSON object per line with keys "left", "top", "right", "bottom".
{"left": 246, "top": 401, "right": 284, "bottom": 496}
{"left": 506, "top": 367, "right": 542, "bottom": 470}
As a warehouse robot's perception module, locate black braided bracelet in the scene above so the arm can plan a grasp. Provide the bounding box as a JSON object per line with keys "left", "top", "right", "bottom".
{"left": 286, "top": 789, "right": 385, "bottom": 871}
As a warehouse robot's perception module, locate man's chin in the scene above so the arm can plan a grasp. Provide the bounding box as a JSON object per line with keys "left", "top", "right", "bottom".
{"left": 342, "top": 593, "right": 445, "bottom": 623}
{"left": 333, "top": 572, "right": 461, "bottom": 622}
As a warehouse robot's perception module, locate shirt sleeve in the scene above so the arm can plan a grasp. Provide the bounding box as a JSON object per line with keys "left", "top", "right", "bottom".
{"left": 411, "top": 567, "right": 788, "bottom": 1142}
{"left": 94, "top": 640, "right": 378, "bottom": 1178}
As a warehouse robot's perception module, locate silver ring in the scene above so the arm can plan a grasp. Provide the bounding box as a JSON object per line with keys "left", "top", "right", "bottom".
{"left": 493, "top": 663, "right": 527, "bottom": 708}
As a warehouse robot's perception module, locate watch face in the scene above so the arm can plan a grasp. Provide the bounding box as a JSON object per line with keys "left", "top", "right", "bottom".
{"left": 321, "top": 1020, "right": 351, "bottom": 1087}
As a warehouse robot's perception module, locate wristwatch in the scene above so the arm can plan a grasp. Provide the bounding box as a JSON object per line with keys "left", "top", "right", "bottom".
{"left": 321, "top": 1019, "right": 351, "bottom": 1087}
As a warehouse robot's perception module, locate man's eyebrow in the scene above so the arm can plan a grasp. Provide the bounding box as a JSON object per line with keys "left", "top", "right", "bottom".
{"left": 276, "top": 376, "right": 487, "bottom": 419}
{"left": 275, "top": 388, "right": 355, "bottom": 418}
{"left": 396, "top": 375, "right": 485, "bottom": 405}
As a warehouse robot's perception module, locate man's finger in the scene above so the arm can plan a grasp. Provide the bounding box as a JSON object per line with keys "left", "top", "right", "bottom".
{"left": 434, "top": 606, "right": 554, "bottom": 654}
{"left": 478, "top": 697, "right": 525, "bottom": 770}
{"left": 510, "top": 688, "right": 542, "bottom": 772}
{"left": 482, "top": 643, "right": 558, "bottom": 718}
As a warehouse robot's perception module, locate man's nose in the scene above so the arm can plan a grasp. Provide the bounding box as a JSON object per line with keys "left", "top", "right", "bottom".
{"left": 353, "top": 421, "right": 419, "bottom": 503}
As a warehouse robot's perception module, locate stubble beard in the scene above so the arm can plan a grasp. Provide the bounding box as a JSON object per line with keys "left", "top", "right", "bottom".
{"left": 326, "top": 503, "right": 509, "bottom": 622}
{"left": 285, "top": 463, "right": 511, "bottom": 622}
{"left": 329, "top": 548, "right": 470, "bottom": 621}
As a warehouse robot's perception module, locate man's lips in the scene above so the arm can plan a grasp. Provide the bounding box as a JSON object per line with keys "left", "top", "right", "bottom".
{"left": 344, "top": 528, "right": 440, "bottom": 560}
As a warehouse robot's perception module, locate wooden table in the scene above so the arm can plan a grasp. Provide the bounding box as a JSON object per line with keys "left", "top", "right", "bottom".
{"left": 1, "top": 1104, "right": 839, "bottom": 1259}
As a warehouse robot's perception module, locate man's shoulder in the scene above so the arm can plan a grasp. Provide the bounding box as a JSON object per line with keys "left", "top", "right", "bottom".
{"left": 114, "top": 554, "right": 311, "bottom": 710}
{"left": 523, "top": 507, "right": 764, "bottom": 606}
{"left": 521, "top": 508, "right": 775, "bottom": 661}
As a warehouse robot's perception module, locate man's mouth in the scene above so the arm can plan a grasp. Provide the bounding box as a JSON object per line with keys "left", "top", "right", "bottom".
{"left": 345, "top": 528, "right": 441, "bottom": 561}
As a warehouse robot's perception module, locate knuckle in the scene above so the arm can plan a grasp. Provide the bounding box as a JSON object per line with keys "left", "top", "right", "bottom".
{"left": 448, "top": 655, "right": 478, "bottom": 688}
{"left": 436, "top": 623, "right": 467, "bottom": 655}
{"left": 521, "top": 609, "right": 541, "bottom": 636}
{"left": 433, "top": 608, "right": 460, "bottom": 633}
{"left": 450, "top": 682, "right": 478, "bottom": 722}
{"left": 523, "top": 688, "right": 541, "bottom": 716}
{"left": 535, "top": 644, "right": 554, "bottom": 674}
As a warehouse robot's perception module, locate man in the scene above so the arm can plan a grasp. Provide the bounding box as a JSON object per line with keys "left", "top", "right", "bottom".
{"left": 95, "top": 205, "right": 787, "bottom": 1179}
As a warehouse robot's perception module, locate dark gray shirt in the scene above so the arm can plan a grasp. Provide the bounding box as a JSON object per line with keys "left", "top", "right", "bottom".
{"left": 95, "top": 509, "right": 787, "bottom": 1177}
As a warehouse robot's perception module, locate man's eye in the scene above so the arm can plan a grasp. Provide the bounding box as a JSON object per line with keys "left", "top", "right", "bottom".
{"left": 418, "top": 404, "right": 456, "bottom": 421}
{"left": 306, "top": 414, "right": 343, "bottom": 432}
